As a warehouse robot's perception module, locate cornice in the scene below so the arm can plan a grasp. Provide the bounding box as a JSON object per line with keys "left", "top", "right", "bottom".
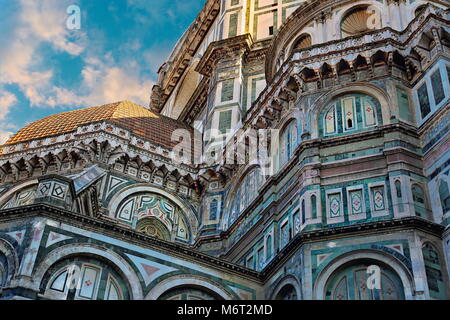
{"left": 0, "top": 204, "right": 443, "bottom": 282}
{"left": 0, "top": 204, "right": 261, "bottom": 282}
{"left": 266, "top": 3, "right": 449, "bottom": 82}
{"left": 205, "top": 123, "right": 425, "bottom": 254}
{"left": 0, "top": 122, "right": 198, "bottom": 175}
{"left": 150, "top": 0, "right": 221, "bottom": 112}
{"left": 196, "top": 34, "right": 254, "bottom": 77}
{"left": 260, "top": 216, "right": 445, "bottom": 279}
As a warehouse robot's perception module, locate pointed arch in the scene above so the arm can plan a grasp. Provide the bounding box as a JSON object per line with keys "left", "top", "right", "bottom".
{"left": 438, "top": 179, "right": 450, "bottom": 213}
{"left": 145, "top": 275, "right": 236, "bottom": 300}
{"left": 314, "top": 250, "right": 414, "bottom": 300}
{"left": 31, "top": 243, "right": 143, "bottom": 300}
{"left": 310, "top": 83, "right": 391, "bottom": 138}
{"left": 107, "top": 184, "right": 199, "bottom": 239}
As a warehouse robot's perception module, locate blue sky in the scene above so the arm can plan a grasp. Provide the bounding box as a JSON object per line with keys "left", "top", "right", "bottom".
{"left": 0, "top": 0, "right": 205, "bottom": 144}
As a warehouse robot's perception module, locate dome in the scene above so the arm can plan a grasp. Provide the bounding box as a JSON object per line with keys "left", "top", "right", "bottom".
{"left": 3, "top": 101, "right": 194, "bottom": 150}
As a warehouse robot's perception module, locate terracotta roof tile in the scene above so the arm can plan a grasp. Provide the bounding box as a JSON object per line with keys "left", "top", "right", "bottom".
{"left": 4, "top": 101, "right": 195, "bottom": 150}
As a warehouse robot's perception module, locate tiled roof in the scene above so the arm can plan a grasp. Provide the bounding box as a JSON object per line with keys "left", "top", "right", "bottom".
{"left": 4, "top": 101, "right": 194, "bottom": 149}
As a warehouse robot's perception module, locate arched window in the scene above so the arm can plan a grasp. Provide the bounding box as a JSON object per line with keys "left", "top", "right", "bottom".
{"left": 325, "top": 260, "right": 405, "bottom": 300}
{"left": 116, "top": 193, "right": 191, "bottom": 242}
{"left": 438, "top": 180, "right": 450, "bottom": 213}
{"left": 395, "top": 180, "right": 404, "bottom": 212}
{"left": 43, "top": 258, "right": 129, "bottom": 300}
{"left": 266, "top": 235, "right": 272, "bottom": 260}
{"left": 293, "top": 210, "right": 301, "bottom": 234}
{"left": 311, "top": 195, "right": 318, "bottom": 219}
{"left": 341, "top": 6, "right": 381, "bottom": 38}
{"left": 280, "top": 120, "right": 298, "bottom": 167}
{"left": 228, "top": 167, "right": 263, "bottom": 226}
{"left": 0, "top": 253, "right": 6, "bottom": 288}
{"left": 411, "top": 184, "right": 428, "bottom": 218}
{"left": 325, "top": 105, "right": 336, "bottom": 134}
{"left": 280, "top": 222, "right": 290, "bottom": 248}
{"left": 275, "top": 284, "right": 298, "bottom": 300}
{"left": 209, "top": 199, "right": 218, "bottom": 221}
{"left": 301, "top": 200, "right": 306, "bottom": 224}
{"left": 292, "top": 34, "right": 312, "bottom": 52}
{"left": 159, "top": 287, "right": 224, "bottom": 300}
{"left": 137, "top": 218, "right": 171, "bottom": 241}
{"left": 105, "top": 276, "right": 123, "bottom": 300}
{"left": 320, "top": 94, "right": 382, "bottom": 137}
{"left": 422, "top": 243, "right": 446, "bottom": 299}
{"left": 415, "top": 5, "right": 427, "bottom": 18}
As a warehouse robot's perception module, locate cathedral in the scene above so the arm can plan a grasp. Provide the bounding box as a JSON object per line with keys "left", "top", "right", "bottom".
{"left": 0, "top": 0, "right": 449, "bottom": 300}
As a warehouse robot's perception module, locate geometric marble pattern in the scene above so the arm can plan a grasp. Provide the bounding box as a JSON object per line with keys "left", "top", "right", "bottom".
{"left": 45, "top": 231, "right": 73, "bottom": 248}
{"left": 6, "top": 229, "right": 26, "bottom": 245}
{"left": 125, "top": 254, "right": 177, "bottom": 286}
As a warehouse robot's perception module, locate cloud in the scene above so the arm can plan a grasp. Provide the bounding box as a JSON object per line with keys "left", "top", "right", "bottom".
{"left": 48, "top": 61, "right": 153, "bottom": 107}
{"left": 20, "top": 0, "right": 84, "bottom": 55}
{"left": 0, "top": 130, "right": 14, "bottom": 145}
{"left": 0, "top": 90, "right": 18, "bottom": 145}
{"left": 0, "top": 0, "right": 85, "bottom": 107}
{"left": 0, "top": 0, "right": 153, "bottom": 110}
{"left": 0, "top": 91, "right": 18, "bottom": 120}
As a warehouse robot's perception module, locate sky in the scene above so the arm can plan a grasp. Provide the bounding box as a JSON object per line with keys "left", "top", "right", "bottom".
{"left": 0, "top": 0, "right": 205, "bottom": 144}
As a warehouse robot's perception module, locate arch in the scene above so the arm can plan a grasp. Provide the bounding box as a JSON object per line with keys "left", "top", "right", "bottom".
{"left": 311, "top": 194, "right": 318, "bottom": 219}
{"left": 300, "top": 67, "right": 318, "bottom": 82}
{"left": 318, "top": 93, "right": 381, "bottom": 137}
{"left": 320, "top": 63, "right": 334, "bottom": 78}
{"left": 301, "top": 199, "right": 306, "bottom": 224}
{"left": 336, "top": 2, "right": 383, "bottom": 39}
{"left": 421, "top": 241, "right": 447, "bottom": 299}
{"left": 324, "top": 259, "right": 404, "bottom": 300}
{"left": 266, "top": 234, "right": 273, "bottom": 260}
{"left": 290, "top": 33, "right": 312, "bottom": 56}
{"left": 371, "top": 50, "right": 388, "bottom": 66}
{"left": 414, "top": 5, "right": 428, "bottom": 18}
{"left": 31, "top": 243, "right": 143, "bottom": 300}
{"left": 0, "top": 238, "right": 19, "bottom": 285}
{"left": 224, "top": 165, "right": 263, "bottom": 229}
{"left": 107, "top": 184, "right": 198, "bottom": 237}
{"left": 354, "top": 55, "right": 369, "bottom": 70}
{"left": 279, "top": 119, "right": 299, "bottom": 167}
{"left": 136, "top": 217, "right": 171, "bottom": 241}
{"left": 314, "top": 249, "right": 415, "bottom": 300}
{"left": 267, "top": 0, "right": 386, "bottom": 80}
{"left": 309, "top": 83, "right": 392, "bottom": 138}
{"left": 158, "top": 286, "right": 224, "bottom": 300}
{"left": 341, "top": 6, "right": 376, "bottom": 37}
{"left": 274, "top": 110, "right": 301, "bottom": 170}
{"left": 438, "top": 179, "right": 450, "bottom": 213}
{"left": 145, "top": 275, "right": 236, "bottom": 300}
{"left": 171, "top": 60, "right": 201, "bottom": 119}
{"left": 42, "top": 256, "right": 130, "bottom": 300}
{"left": 411, "top": 183, "right": 429, "bottom": 219}
{"left": 270, "top": 275, "right": 301, "bottom": 300}
{"left": 337, "top": 59, "right": 352, "bottom": 76}
{"left": 395, "top": 179, "right": 404, "bottom": 213}
{"left": 0, "top": 180, "right": 38, "bottom": 208}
